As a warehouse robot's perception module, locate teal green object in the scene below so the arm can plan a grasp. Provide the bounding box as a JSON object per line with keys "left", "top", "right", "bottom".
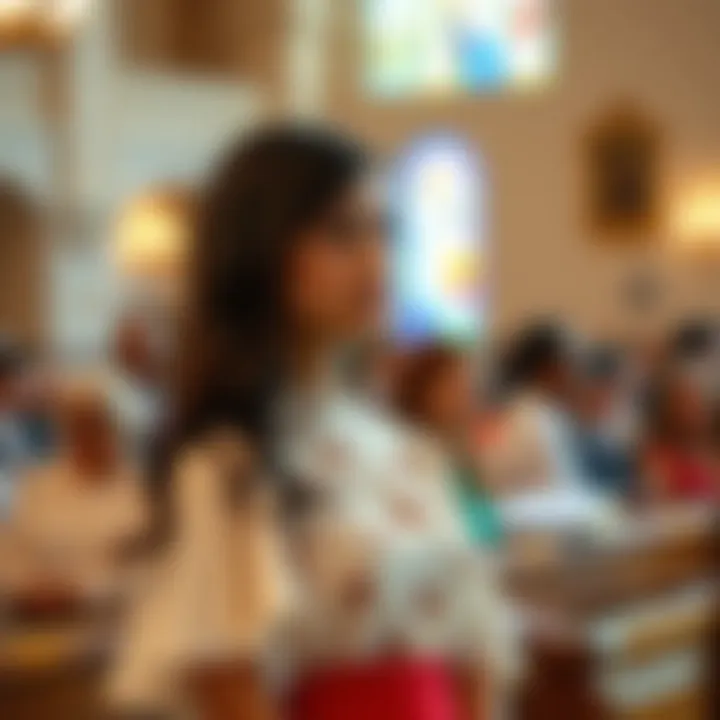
{"left": 453, "top": 465, "right": 504, "bottom": 548}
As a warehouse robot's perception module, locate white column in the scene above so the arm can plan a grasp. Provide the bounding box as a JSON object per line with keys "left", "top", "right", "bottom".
{"left": 50, "top": 0, "right": 121, "bottom": 363}
{"left": 287, "top": 0, "right": 331, "bottom": 117}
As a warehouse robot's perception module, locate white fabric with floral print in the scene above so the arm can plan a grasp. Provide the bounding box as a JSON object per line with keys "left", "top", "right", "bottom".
{"left": 110, "top": 388, "right": 518, "bottom": 710}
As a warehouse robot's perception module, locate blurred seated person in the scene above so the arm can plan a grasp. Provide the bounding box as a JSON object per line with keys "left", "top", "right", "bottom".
{"left": 16, "top": 358, "right": 58, "bottom": 460}
{"left": 0, "top": 339, "right": 32, "bottom": 516}
{"left": 3, "top": 379, "right": 148, "bottom": 616}
{"left": 395, "top": 345, "right": 503, "bottom": 548}
{"left": 573, "top": 346, "right": 636, "bottom": 498}
{"left": 641, "top": 369, "right": 719, "bottom": 504}
{"left": 108, "top": 312, "right": 165, "bottom": 462}
{"left": 483, "top": 321, "right": 589, "bottom": 495}
{"left": 668, "top": 317, "right": 719, "bottom": 394}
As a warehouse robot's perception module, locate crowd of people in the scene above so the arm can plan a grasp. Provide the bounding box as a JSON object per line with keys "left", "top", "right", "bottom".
{"left": 390, "top": 318, "right": 719, "bottom": 544}
{"left": 2, "top": 314, "right": 716, "bottom": 541}
{"left": 0, "top": 124, "right": 718, "bottom": 719}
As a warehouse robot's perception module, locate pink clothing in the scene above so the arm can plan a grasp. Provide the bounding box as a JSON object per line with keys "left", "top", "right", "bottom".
{"left": 289, "top": 657, "right": 464, "bottom": 720}
{"left": 653, "top": 448, "right": 718, "bottom": 501}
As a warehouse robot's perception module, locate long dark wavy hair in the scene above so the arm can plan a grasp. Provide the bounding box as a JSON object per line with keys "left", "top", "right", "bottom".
{"left": 151, "top": 125, "right": 369, "bottom": 539}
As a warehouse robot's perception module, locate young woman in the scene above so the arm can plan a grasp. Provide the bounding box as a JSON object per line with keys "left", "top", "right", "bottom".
{"left": 573, "top": 347, "right": 635, "bottom": 499}
{"left": 111, "top": 126, "right": 517, "bottom": 720}
{"left": 394, "top": 345, "right": 504, "bottom": 549}
{"left": 483, "top": 322, "right": 589, "bottom": 495}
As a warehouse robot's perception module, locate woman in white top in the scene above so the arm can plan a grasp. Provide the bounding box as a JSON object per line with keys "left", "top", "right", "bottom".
{"left": 484, "top": 322, "right": 589, "bottom": 495}
{"left": 111, "top": 126, "right": 518, "bottom": 720}
{"left": 3, "top": 379, "right": 148, "bottom": 613}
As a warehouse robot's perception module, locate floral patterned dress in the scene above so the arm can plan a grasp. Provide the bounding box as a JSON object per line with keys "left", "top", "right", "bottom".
{"left": 110, "top": 388, "right": 518, "bottom": 715}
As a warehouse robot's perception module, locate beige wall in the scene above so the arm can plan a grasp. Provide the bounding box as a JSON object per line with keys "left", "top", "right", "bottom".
{"left": 323, "top": 0, "right": 720, "bottom": 339}
{"left": 2, "top": 0, "right": 719, "bottom": 345}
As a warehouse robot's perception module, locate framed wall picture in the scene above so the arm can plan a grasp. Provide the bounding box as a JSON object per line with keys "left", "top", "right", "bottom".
{"left": 585, "top": 105, "right": 661, "bottom": 240}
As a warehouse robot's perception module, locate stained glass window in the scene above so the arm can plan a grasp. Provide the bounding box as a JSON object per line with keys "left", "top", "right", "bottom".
{"left": 365, "top": 0, "right": 557, "bottom": 98}
{"left": 391, "top": 134, "right": 486, "bottom": 344}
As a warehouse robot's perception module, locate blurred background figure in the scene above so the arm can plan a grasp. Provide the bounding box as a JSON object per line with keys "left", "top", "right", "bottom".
{"left": 15, "top": 356, "right": 59, "bottom": 461}
{"left": 667, "top": 316, "right": 720, "bottom": 396}
{"left": 107, "top": 312, "right": 166, "bottom": 464}
{"left": 572, "top": 345, "right": 636, "bottom": 499}
{"left": 641, "top": 368, "right": 719, "bottom": 505}
{"left": 0, "top": 338, "right": 31, "bottom": 516}
{"left": 484, "top": 321, "right": 588, "bottom": 495}
{"left": 2, "top": 378, "right": 148, "bottom": 616}
{"left": 395, "top": 344, "right": 504, "bottom": 547}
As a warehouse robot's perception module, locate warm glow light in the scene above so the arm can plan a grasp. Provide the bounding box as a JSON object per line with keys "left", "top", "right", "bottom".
{"left": 0, "top": 0, "right": 37, "bottom": 21}
{"left": 50, "top": 0, "right": 90, "bottom": 27}
{"left": 115, "top": 189, "right": 194, "bottom": 281}
{"left": 670, "top": 177, "right": 720, "bottom": 255}
{"left": 0, "top": 0, "right": 89, "bottom": 41}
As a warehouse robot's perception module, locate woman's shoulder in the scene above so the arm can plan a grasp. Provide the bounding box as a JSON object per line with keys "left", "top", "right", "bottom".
{"left": 174, "top": 427, "right": 256, "bottom": 475}
{"left": 169, "top": 427, "right": 262, "bottom": 507}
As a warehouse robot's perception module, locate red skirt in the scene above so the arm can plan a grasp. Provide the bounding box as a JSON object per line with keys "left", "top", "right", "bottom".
{"left": 288, "top": 657, "right": 461, "bottom": 720}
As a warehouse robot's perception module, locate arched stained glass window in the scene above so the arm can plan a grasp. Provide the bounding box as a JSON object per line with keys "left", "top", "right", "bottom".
{"left": 391, "top": 134, "right": 486, "bottom": 344}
